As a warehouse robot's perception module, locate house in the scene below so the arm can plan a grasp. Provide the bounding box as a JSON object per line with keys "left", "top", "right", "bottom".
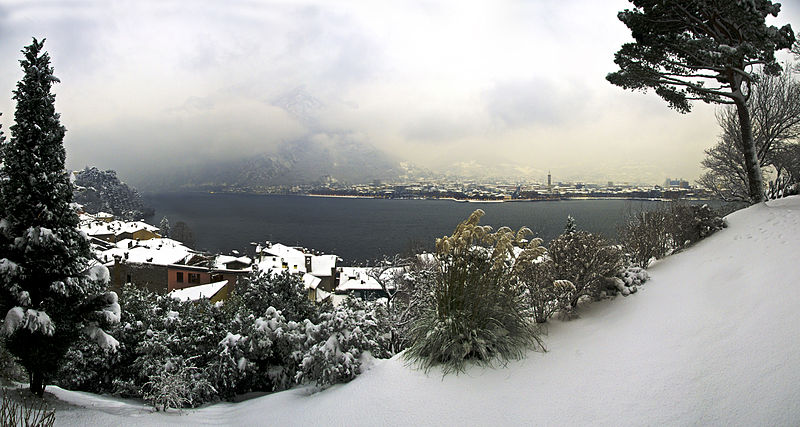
{"left": 94, "top": 237, "right": 251, "bottom": 297}
{"left": 255, "top": 242, "right": 339, "bottom": 298}
{"left": 334, "top": 266, "right": 400, "bottom": 302}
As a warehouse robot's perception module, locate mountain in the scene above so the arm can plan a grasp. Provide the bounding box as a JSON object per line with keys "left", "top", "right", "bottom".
{"left": 72, "top": 167, "right": 154, "bottom": 220}
{"left": 134, "top": 136, "right": 404, "bottom": 192}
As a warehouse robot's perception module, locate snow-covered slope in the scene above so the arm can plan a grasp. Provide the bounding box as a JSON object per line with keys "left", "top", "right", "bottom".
{"left": 52, "top": 196, "right": 800, "bottom": 426}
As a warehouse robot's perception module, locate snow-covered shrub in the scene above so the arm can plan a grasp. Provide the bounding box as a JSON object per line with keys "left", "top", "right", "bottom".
{"left": 404, "top": 210, "right": 545, "bottom": 374}
{"left": 389, "top": 255, "right": 437, "bottom": 351}
{"left": 227, "top": 268, "right": 318, "bottom": 323}
{"left": 620, "top": 203, "right": 726, "bottom": 268}
{"left": 669, "top": 203, "right": 725, "bottom": 245}
{"left": 617, "top": 266, "right": 649, "bottom": 296}
{"left": 143, "top": 355, "right": 214, "bottom": 412}
{"left": 296, "top": 298, "right": 394, "bottom": 387}
{"left": 211, "top": 306, "right": 301, "bottom": 396}
{"left": 549, "top": 230, "right": 624, "bottom": 312}
{"left": 517, "top": 259, "right": 574, "bottom": 323}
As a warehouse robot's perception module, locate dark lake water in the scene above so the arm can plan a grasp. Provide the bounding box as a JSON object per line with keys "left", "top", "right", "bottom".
{"left": 143, "top": 193, "right": 714, "bottom": 263}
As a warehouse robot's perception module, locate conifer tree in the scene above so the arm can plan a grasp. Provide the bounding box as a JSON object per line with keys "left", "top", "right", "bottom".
{"left": 607, "top": 0, "right": 795, "bottom": 204}
{"left": 0, "top": 38, "right": 119, "bottom": 397}
{"left": 159, "top": 216, "right": 171, "bottom": 238}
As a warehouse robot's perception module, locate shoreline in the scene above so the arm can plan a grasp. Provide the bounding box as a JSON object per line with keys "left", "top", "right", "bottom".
{"left": 163, "top": 191, "right": 721, "bottom": 204}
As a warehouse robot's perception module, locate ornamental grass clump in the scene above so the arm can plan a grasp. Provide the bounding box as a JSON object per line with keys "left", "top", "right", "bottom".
{"left": 404, "top": 209, "right": 545, "bottom": 374}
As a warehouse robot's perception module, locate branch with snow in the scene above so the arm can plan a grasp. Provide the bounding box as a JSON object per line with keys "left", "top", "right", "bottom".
{"left": 2, "top": 307, "right": 55, "bottom": 336}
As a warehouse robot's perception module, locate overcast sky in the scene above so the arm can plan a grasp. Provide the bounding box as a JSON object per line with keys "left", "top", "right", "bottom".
{"left": 0, "top": 0, "right": 798, "bottom": 185}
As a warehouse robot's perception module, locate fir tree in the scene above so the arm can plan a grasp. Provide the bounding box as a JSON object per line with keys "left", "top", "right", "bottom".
{"left": 0, "top": 38, "right": 119, "bottom": 397}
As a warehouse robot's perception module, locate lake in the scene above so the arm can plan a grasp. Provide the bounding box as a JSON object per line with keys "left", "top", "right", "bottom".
{"left": 143, "top": 193, "right": 708, "bottom": 263}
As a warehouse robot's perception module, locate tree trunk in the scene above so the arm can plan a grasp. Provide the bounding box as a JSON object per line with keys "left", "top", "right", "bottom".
{"left": 30, "top": 369, "right": 46, "bottom": 397}
{"left": 734, "top": 99, "right": 766, "bottom": 204}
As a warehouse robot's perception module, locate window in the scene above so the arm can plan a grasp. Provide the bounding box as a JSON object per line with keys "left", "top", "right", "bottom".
{"left": 176, "top": 272, "right": 184, "bottom": 283}
{"left": 126, "top": 274, "right": 132, "bottom": 283}
{"left": 188, "top": 273, "right": 201, "bottom": 284}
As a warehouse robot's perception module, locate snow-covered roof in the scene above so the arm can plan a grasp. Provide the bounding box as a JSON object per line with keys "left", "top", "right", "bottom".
{"left": 96, "top": 238, "right": 195, "bottom": 266}
{"left": 80, "top": 219, "right": 160, "bottom": 238}
{"left": 169, "top": 280, "right": 228, "bottom": 301}
{"left": 302, "top": 273, "right": 322, "bottom": 290}
{"left": 214, "top": 255, "right": 253, "bottom": 270}
{"left": 257, "top": 243, "right": 338, "bottom": 277}
{"left": 310, "top": 254, "right": 337, "bottom": 276}
{"left": 337, "top": 267, "right": 384, "bottom": 292}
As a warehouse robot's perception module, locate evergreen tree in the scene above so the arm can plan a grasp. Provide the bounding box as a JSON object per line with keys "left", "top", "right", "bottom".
{"left": 564, "top": 215, "right": 577, "bottom": 234}
{"left": 0, "top": 38, "right": 119, "bottom": 397}
{"left": 607, "top": 0, "right": 795, "bottom": 204}
{"left": 159, "top": 216, "right": 171, "bottom": 238}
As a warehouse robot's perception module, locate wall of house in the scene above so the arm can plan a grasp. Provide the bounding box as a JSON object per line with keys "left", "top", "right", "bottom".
{"left": 168, "top": 268, "right": 212, "bottom": 292}
{"left": 109, "top": 262, "right": 169, "bottom": 294}
{"left": 167, "top": 269, "right": 246, "bottom": 292}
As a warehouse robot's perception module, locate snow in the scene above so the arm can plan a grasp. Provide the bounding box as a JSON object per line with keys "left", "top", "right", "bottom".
{"left": 3, "top": 307, "right": 55, "bottom": 336}
{"left": 168, "top": 281, "right": 228, "bottom": 301}
{"left": 86, "top": 263, "right": 110, "bottom": 284}
{"left": 336, "top": 267, "right": 384, "bottom": 292}
{"left": 84, "top": 324, "right": 120, "bottom": 351}
{"left": 48, "top": 196, "right": 800, "bottom": 425}
{"left": 98, "top": 238, "right": 195, "bottom": 266}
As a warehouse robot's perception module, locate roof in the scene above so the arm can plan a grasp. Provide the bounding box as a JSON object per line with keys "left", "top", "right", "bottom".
{"left": 169, "top": 280, "right": 228, "bottom": 301}
{"left": 96, "top": 238, "right": 195, "bottom": 266}
{"left": 302, "top": 273, "right": 322, "bottom": 290}
{"left": 257, "top": 243, "right": 338, "bottom": 277}
{"left": 80, "top": 219, "right": 160, "bottom": 238}
{"left": 337, "top": 267, "right": 384, "bottom": 292}
{"left": 215, "top": 255, "right": 253, "bottom": 270}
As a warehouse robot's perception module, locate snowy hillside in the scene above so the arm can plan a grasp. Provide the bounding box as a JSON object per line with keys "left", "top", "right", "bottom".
{"left": 50, "top": 196, "right": 800, "bottom": 426}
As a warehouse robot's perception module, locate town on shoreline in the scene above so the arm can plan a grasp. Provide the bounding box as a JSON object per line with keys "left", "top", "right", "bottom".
{"left": 180, "top": 177, "right": 720, "bottom": 202}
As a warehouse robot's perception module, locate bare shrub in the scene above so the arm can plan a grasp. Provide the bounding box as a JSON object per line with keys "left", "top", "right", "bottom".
{"left": 0, "top": 389, "right": 55, "bottom": 427}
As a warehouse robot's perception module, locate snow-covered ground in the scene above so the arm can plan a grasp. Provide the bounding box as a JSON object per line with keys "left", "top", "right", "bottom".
{"left": 48, "top": 196, "right": 800, "bottom": 425}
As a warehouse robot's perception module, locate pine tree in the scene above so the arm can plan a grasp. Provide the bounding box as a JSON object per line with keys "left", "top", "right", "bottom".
{"left": 0, "top": 38, "right": 119, "bottom": 397}
{"left": 607, "top": 0, "right": 795, "bottom": 204}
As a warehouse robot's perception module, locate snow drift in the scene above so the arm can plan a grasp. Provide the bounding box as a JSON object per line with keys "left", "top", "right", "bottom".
{"left": 51, "top": 196, "right": 800, "bottom": 426}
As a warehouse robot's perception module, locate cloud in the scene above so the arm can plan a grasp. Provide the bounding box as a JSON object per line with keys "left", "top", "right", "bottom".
{"left": 1, "top": 0, "right": 778, "bottom": 185}
{"left": 484, "top": 78, "right": 590, "bottom": 128}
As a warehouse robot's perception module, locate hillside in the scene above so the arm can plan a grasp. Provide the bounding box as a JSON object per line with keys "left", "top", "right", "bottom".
{"left": 48, "top": 196, "right": 800, "bottom": 425}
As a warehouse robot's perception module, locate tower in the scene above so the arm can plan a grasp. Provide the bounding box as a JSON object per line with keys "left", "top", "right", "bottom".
{"left": 547, "top": 171, "right": 552, "bottom": 188}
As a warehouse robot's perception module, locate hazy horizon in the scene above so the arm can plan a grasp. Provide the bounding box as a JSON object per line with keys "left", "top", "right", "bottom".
{"left": 0, "top": 0, "right": 797, "bottom": 186}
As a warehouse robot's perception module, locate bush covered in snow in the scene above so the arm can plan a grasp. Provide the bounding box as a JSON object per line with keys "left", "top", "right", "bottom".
{"left": 619, "top": 203, "right": 726, "bottom": 267}
{"left": 404, "top": 210, "right": 545, "bottom": 374}
{"left": 548, "top": 229, "right": 624, "bottom": 313}
{"left": 226, "top": 268, "right": 319, "bottom": 323}
{"left": 297, "top": 298, "right": 393, "bottom": 386}
{"left": 56, "top": 273, "right": 396, "bottom": 406}
{"left": 517, "top": 259, "right": 574, "bottom": 324}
